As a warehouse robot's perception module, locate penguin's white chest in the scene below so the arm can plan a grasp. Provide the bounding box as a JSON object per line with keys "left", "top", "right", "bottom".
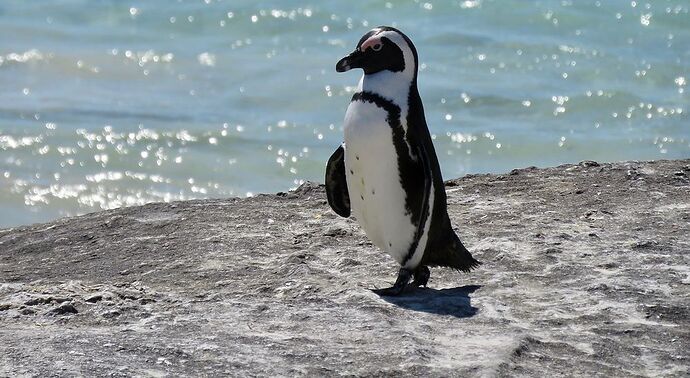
{"left": 343, "top": 100, "right": 416, "bottom": 264}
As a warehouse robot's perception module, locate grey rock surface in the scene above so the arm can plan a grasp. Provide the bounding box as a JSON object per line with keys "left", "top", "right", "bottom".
{"left": 1, "top": 159, "right": 689, "bottom": 377}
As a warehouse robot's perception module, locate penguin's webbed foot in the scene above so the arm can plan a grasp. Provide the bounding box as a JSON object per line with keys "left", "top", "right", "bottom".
{"left": 411, "top": 265, "right": 430, "bottom": 287}
{"left": 372, "top": 268, "right": 412, "bottom": 296}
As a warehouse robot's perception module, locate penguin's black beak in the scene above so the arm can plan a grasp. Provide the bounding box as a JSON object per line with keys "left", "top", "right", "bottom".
{"left": 336, "top": 49, "right": 364, "bottom": 73}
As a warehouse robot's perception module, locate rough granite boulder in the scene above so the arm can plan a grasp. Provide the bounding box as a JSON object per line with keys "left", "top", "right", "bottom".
{"left": 1, "top": 159, "right": 689, "bottom": 377}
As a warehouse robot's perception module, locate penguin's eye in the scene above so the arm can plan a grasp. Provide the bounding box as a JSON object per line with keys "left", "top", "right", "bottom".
{"left": 372, "top": 43, "right": 382, "bottom": 51}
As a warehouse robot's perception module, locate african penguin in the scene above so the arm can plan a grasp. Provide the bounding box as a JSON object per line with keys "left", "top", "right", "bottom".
{"left": 325, "top": 26, "right": 480, "bottom": 296}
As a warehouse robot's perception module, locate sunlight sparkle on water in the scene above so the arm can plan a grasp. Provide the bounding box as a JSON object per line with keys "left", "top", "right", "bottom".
{"left": 0, "top": 0, "right": 687, "bottom": 227}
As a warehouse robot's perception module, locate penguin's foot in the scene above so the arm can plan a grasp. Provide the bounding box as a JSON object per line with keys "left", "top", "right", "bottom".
{"left": 372, "top": 268, "right": 412, "bottom": 296}
{"left": 411, "top": 265, "right": 430, "bottom": 287}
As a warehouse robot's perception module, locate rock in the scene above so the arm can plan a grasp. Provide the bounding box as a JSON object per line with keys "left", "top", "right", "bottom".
{"left": 633, "top": 240, "right": 658, "bottom": 249}
{"left": 0, "top": 159, "right": 688, "bottom": 377}
{"left": 324, "top": 226, "right": 347, "bottom": 237}
{"left": 47, "top": 302, "right": 78, "bottom": 316}
{"left": 139, "top": 298, "right": 155, "bottom": 305}
{"left": 101, "top": 310, "right": 121, "bottom": 318}
{"left": 292, "top": 181, "right": 320, "bottom": 196}
{"left": 24, "top": 296, "right": 69, "bottom": 306}
{"left": 85, "top": 294, "right": 103, "bottom": 303}
{"left": 579, "top": 160, "right": 600, "bottom": 167}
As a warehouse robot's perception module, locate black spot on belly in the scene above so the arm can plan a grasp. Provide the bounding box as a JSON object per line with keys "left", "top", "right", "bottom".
{"left": 356, "top": 155, "right": 360, "bottom": 160}
{"left": 372, "top": 189, "right": 376, "bottom": 195}
{"left": 360, "top": 195, "right": 364, "bottom": 200}
{"left": 389, "top": 242, "right": 392, "bottom": 247}
{"left": 350, "top": 169, "right": 354, "bottom": 175}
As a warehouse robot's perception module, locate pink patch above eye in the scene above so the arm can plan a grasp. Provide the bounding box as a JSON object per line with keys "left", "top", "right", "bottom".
{"left": 361, "top": 36, "right": 382, "bottom": 52}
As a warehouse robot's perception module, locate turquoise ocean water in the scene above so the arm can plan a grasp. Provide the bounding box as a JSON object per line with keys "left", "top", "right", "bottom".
{"left": 1, "top": 0, "right": 688, "bottom": 228}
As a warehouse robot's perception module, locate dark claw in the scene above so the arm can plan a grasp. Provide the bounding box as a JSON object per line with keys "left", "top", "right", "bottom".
{"left": 371, "top": 268, "right": 412, "bottom": 297}
{"left": 411, "top": 265, "right": 430, "bottom": 287}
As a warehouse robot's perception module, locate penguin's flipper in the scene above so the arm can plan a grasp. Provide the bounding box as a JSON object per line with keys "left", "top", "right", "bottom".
{"left": 325, "top": 144, "right": 351, "bottom": 217}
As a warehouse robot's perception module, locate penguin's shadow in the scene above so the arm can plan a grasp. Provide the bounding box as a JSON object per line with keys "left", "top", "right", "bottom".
{"left": 374, "top": 285, "right": 481, "bottom": 318}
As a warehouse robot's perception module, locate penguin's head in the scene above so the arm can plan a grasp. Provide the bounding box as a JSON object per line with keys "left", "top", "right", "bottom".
{"left": 336, "top": 26, "right": 418, "bottom": 76}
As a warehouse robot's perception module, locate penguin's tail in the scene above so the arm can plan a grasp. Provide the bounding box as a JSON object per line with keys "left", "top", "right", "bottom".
{"left": 449, "top": 233, "right": 481, "bottom": 272}
{"left": 426, "top": 232, "right": 481, "bottom": 272}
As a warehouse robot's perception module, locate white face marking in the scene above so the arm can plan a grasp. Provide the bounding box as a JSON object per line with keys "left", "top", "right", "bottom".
{"left": 357, "top": 29, "right": 416, "bottom": 122}
{"left": 360, "top": 31, "right": 383, "bottom": 52}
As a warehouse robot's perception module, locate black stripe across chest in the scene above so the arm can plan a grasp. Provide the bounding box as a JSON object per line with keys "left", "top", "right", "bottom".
{"left": 350, "top": 90, "right": 427, "bottom": 234}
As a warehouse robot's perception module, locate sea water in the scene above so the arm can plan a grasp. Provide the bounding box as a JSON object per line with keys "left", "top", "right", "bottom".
{"left": 1, "top": 0, "right": 688, "bottom": 227}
